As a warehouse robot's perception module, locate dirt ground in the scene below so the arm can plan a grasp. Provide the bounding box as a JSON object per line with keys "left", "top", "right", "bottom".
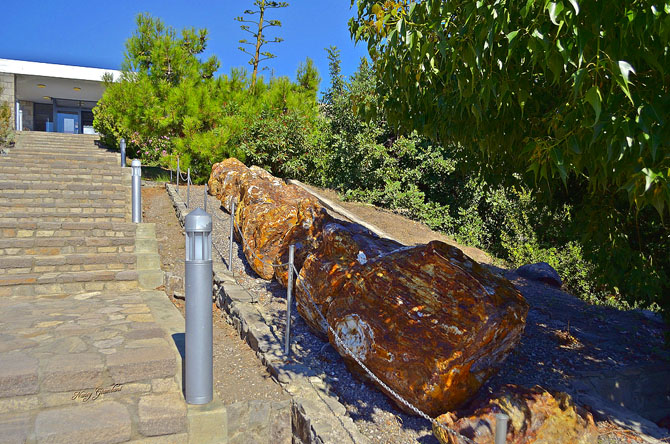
{"left": 142, "top": 184, "right": 289, "bottom": 406}
{"left": 299, "top": 183, "right": 493, "bottom": 265}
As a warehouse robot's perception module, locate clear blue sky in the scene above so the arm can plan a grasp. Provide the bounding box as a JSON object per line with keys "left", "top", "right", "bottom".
{"left": 0, "top": 1, "right": 368, "bottom": 94}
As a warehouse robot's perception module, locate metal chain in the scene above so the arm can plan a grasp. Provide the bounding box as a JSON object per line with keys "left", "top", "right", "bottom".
{"left": 291, "top": 263, "right": 478, "bottom": 444}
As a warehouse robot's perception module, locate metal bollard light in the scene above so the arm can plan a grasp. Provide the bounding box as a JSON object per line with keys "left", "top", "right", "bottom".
{"left": 494, "top": 413, "right": 509, "bottom": 444}
{"left": 187, "top": 168, "right": 191, "bottom": 208}
{"left": 120, "top": 138, "right": 126, "bottom": 167}
{"left": 228, "top": 201, "right": 236, "bottom": 272}
{"left": 184, "top": 208, "right": 213, "bottom": 405}
{"left": 131, "top": 159, "right": 142, "bottom": 223}
{"left": 284, "top": 244, "right": 296, "bottom": 356}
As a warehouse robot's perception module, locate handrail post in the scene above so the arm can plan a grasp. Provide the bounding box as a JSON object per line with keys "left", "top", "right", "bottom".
{"left": 204, "top": 184, "right": 208, "bottom": 212}
{"left": 284, "top": 244, "right": 296, "bottom": 356}
{"left": 176, "top": 157, "right": 180, "bottom": 193}
{"left": 187, "top": 168, "right": 191, "bottom": 208}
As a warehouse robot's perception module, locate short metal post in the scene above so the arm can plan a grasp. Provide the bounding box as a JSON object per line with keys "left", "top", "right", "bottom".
{"left": 284, "top": 244, "right": 296, "bottom": 356}
{"left": 177, "top": 157, "right": 180, "bottom": 193}
{"left": 120, "top": 138, "right": 126, "bottom": 167}
{"left": 187, "top": 168, "right": 191, "bottom": 208}
{"left": 170, "top": 169, "right": 173, "bottom": 183}
{"left": 494, "top": 413, "right": 509, "bottom": 444}
{"left": 228, "top": 201, "right": 235, "bottom": 272}
{"left": 184, "top": 208, "right": 213, "bottom": 405}
{"left": 131, "top": 159, "right": 142, "bottom": 223}
{"left": 204, "top": 184, "right": 207, "bottom": 212}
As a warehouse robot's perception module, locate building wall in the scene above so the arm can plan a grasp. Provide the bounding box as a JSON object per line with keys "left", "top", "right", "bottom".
{"left": 0, "top": 73, "right": 15, "bottom": 129}
{"left": 18, "top": 100, "right": 33, "bottom": 131}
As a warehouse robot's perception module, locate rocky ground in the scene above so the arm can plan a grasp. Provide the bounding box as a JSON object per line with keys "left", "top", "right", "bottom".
{"left": 152, "top": 180, "right": 669, "bottom": 444}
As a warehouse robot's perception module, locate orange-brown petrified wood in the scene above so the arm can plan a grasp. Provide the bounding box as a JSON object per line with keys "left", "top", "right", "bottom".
{"left": 207, "top": 158, "right": 249, "bottom": 211}
{"left": 296, "top": 220, "right": 402, "bottom": 335}
{"left": 433, "top": 385, "right": 598, "bottom": 444}
{"left": 209, "top": 159, "right": 529, "bottom": 417}
{"left": 209, "top": 158, "right": 324, "bottom": 280}
{"left": 304, "top": 239, "right": 528, "bottom": 416}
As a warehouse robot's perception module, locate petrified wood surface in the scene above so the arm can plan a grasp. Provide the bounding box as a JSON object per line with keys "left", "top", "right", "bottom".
{"left": 433, "top": 384, "right": 599, "bottom": 444}
{"left": 301, "top": 239, "right": 528, "bottom": 416}
{"left": 208, "top": 158, "right": 249, "bottom": 212}
{"left": 209, "top": 158, "right": 324, "bottom": 280}
{"left": 296, "top": 221, "right": 402, "bottom": 335}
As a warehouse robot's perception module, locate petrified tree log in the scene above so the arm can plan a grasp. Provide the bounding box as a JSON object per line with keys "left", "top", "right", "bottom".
{"left": 299, "top": 239, "right": 528, "bottom": 416}
{"left": 210, "top": 159, "right": 529, "bottom": 417}
{"left": 433, "top": 385, "right": 599, "bottom": 444}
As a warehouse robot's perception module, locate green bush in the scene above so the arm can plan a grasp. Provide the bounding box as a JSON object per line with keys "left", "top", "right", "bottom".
{"left": 0, "top": 88, "right": 14, "bottom": 147}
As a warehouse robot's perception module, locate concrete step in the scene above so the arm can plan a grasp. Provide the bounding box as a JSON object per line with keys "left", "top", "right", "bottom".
{"left": 0, "top": 198, "right": 127, "bottom": 209}
{"left": 0, "top": 236, "right": 135, "bottom": 256}
{"left": 4, "top": 149, "right": 118, "bottom": 159}
{"left": 0, "top": 191, "right": 128, "bottom": 202}
{"left": 0, "top": 212, "right": 128, "bottom": 223}
{"left": 0, "top": 219, "right": 137, "bottom": 236}
{"left": 0, "top": 196, "right": 127, "bottom": 207}
{"left": 0, "top": 171, "right": 129, "bottom": 182}
{"left": 0, "top": 253, "right": 136, "bottom": 275}
{"left": 0, "top": 206, "right": 128, "bottom": 217}
{"left": 0, "top": 162, "right": 123, "bottom": 173}
{"left": 0, "top": 181, "right": 130, "bottom": 192}
{"left": 0, "top": 269, "right": 140, "bottom": 296}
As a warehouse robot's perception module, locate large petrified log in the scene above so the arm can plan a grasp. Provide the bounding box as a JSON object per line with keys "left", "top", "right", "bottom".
{"left": 210, "top": 159, "right": 529, "bottom": 417}
{"left": 298, "top": 239, "right": 528, "bottom": 416}
{"left": 433, "top": 385, "right": 599, "bottom": 444}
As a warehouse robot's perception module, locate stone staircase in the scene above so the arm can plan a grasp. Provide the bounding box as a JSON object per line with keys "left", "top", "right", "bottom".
{"left": 0, "top": 132, "right": 188, "bottom": 443}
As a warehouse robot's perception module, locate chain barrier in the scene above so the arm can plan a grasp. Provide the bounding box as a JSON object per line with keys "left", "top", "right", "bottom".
{"left": 290, "top": 264, "right": 479, "bottom": 444}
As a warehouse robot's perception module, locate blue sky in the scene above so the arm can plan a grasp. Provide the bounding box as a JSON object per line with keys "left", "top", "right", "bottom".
{"left": 0, "top": 1, "right": 368, "bottom": 94}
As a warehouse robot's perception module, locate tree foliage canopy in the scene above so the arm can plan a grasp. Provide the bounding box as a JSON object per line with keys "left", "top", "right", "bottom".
{"left": 349, "top": 0, "right": 670, "bottom": 216}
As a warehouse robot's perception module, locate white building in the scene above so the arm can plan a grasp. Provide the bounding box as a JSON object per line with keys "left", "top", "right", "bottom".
{"left": 0, "top": 58, "right": 121, "bottom": 134}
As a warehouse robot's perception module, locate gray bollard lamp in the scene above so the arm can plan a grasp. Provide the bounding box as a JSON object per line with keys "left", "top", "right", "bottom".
{"left": 131, "top": 159, "right": 142, "bottom": 223}
{"left": 184, "top": 208, "right": 213, "bottom": 405}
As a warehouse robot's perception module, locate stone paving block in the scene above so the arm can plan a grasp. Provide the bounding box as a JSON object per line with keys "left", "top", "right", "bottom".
{"left": 137, "top": 392, "right": 187, "bottom": 437}
{"left": 128, "top": 433, "right": 188, "bottom": 444}
{"left": 0, "top": 352, "right": 39, "bottom": 398}
{"left": 0, "top": 411, "right": 33, "bottom": 444}
{"left": 41, "top": 353, "right": 104, "bottom": 392}
{"left": 106, "top": 346, "right": 176, "bottom": 384}
{"left": 34, "top": 401, "right": 131, "bottom": 444}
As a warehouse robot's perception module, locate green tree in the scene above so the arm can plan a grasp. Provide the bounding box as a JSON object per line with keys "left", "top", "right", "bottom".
{"left": 94, "top": 13, "right": 242, "bottom": 176}
{"left": 296, "top": 57, "right": 321, "bottom": 94}
{"left": 236, "top": 1, "right": 289, "bottom": 88}
{"left": 349, "top": 0, "right": 670, "bottom": 216}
